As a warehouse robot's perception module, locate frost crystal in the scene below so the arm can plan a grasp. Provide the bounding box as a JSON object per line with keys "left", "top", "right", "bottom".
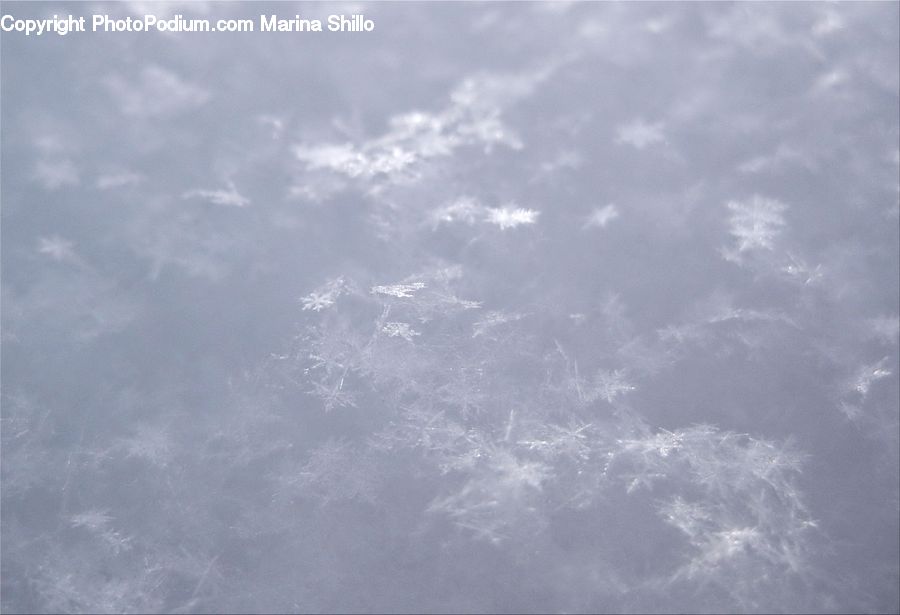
{"left": 850, "top": 357, "right": 892, "bottom": 397}
{"left": 430, "top": 197, "right": 482, "bottom": 228}
{"left": 781, "top": 254, "right": 823, "bottom": 285}
{"left": 382, "top": 322, "right": 421, "bottom": 341}
{"left": 485, "top": 206, "right": 539, "bottom": 230}
{"left": 70, "top": 510, "right": 113, "bottom": 530}
{"left": 592, "top": 369, "right": 636, "bottom": 403}
{"left": 517, "top": 422, "right": 593, "bottom": 461}
{"left": 301, "top": 277, "right": 348, "bottom": 311}
{"left": 371, "top": 282, "right": 426, "bottom": 298}
{"left": 301, "top": 292, "right": 335, "bottom": 312}
{"left": 725, "top": 196, "right": 787, "bottom": 254}
{"left": 472, "top": 311, "right": 525, "bottom": 337}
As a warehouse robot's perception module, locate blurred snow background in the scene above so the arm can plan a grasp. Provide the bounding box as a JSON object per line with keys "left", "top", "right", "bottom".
{"left": 2, "top": 2, "right": 898, "bottom": 613}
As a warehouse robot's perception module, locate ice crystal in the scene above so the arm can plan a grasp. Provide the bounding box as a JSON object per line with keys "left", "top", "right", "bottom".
{"left": 300, "top": 277, "right": 348, "bottom": 311}
{"left": 382, "top": 321, "right": 421, "bottom": 341}
{"left": 371, "top": 282, "right": 426, "bottom": 298}
{"left": 852, "top": 358, "right": 892, "bottom": 397}
{"left": 485, "top": 206, "right": 539, "bottom": 230}
{"left": 592, "top": 369, "right": 637, "bottom": 403}
{"left": 725, "top": 196, "right": 787, "bottom": 254}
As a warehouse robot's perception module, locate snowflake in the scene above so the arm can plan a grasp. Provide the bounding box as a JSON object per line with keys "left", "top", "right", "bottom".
{"left": 118, "top": 424, "right": 172, "bottom": 467}
{"left": 300, "top": 277, "right": 348, "bottom": 311}
{"left": 660, "top": 497, "right": 712, "bottom": 539}
{"left": 624, "top": 471, "right": 667, "bottom": 494}
{"left": 485, "top": 206, "right": 539, "bottom": 230}
{"left": 616, "top": 428, "right": 684, "bottom": 458}
{"left": 472, "top": 311, "right": 525, "bottom": 337}
{"left": 307, "top": 375, "right": 357, "bottom": 412}
{"left": 850, "top": 357, "right": 891, "bottom": 397}
{"left": 592, "top": 369, "right": 636, "bottom": 403}
{"left": 725, "top": 196, "right": 787, "bottom": 254}
{"left": 382, "top": 322, "right": 421, "bottom": 341}
{"left": 70, "top": 510, "right": 113, "bottom": 530}
{"left": 430, "top": 196, "right": 482, "bottom": 228}
{"left": 287, "top": 439, "right": 381, "bottom": 505}
{"left": 654, "top": 429, "right": 684, "bottom": 457}
{"left": 301, "top": 292, "right": 335, "bottom": 312}
{"left": 781, "top": 254, "right": 823, "bottom": 285}
{"left": 454, "top": 298, "right": 483, "bottom": 310}
{"left": 371, "top": 282, "right": 426, "bottom": 298}
{"left": 518, "top": 421, "right": 593, "bottom": 461}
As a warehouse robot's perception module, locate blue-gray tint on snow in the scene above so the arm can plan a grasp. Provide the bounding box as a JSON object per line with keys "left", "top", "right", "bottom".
{"left": 2, "top": 2, "right": 898, "bottom": 613}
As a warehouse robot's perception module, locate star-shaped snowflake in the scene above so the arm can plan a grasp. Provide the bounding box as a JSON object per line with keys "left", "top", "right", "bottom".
{"left": 301, "top": 292, "right": 334, "bottom": 312}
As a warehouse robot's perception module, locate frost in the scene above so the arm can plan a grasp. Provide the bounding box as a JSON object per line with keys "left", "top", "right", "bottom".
{"left": 517, "top": 421, "right": 593, "bottom": 461}
{"left": 780, "top": 254, "right": 824, "bottom": 285}
{"left": 8, "top": 7, "right": 894, "bottom": 613}
{"left": 485, "top": 206, "right": 539, "bottom": 229}
{"left": 116, "top": 424, "right": 172, "bottom": 468}
{"left": 371, "top": 282, "right": 426, "bottom": 298}
{"left": 429, "top": 196, "right": 482, "bottom": 228}
{"left": 300, "top": 277, "right": 349, "bottom": 311}
{"left": 301, "top": 292, "right": 336, "bottom": 312}
{"left": 293, "top": 67, "right": 554, "bottom": 185}
{"left": 294, "top": 142, "right": 417, "bottom": 179}
{"left": 707, "top": 306, "right": 794, "bottom": 326}
{"left": 427, "top": 448, "right": 551, "bottom": 543}
{"left": 660, "top": 497, "right": 713, "bottom": 538}
{"left": 618, "top": 428, "right": 684, "bottom": 458}
{"left": 283, "top": 439, "right": 380, "bottom": 505}
{"left": 69, "top": 510, "right": 113, "bottom": 530}
{"left": 472, "top": 311, "right": 526, "bottom": 338}
{"left": 429, "top": 198, "right": 543, "bottom": 232}
{"left": 724, "top": 196, "right": 787, "bottom": 256}
{"left": 689, "top": 526, "right": 764, "bottom": 569}
{"left": 657, "top": 322, "right": 704, "bottom": 345}
{"left": 849, "top": 357, "right": 892, "bottom": 398}
{"left": 307, "top": 376, "right": 358, "bottom": 411}
{"left": 382, "top": 321, "right": 421, "bottom": 341}
{"left": 610, "top": 425, "right": 815, "bottom": 594}
{"left": 69, "top": 510, "right": 133, "bottom": 554}
{"left": 612, "top": 425, "right": 807, "bottom": 497}
{"left": 591, "top": 369, "right": 637, "bottom": 403}
{"left": 456, "top": 299, "right": 483, "bottom": 310}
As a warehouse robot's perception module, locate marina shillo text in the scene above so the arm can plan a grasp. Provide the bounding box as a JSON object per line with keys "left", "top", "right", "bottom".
{"left": 0, "top": 14, "right": 376, "bottom": 36}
